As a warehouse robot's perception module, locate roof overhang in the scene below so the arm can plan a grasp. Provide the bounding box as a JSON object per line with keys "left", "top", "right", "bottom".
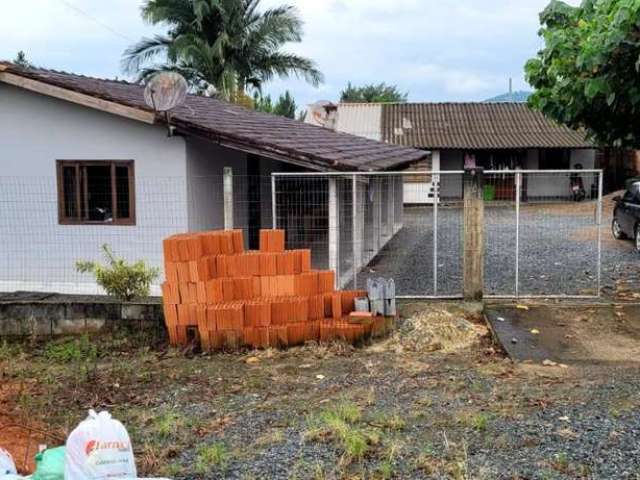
{"left": 0, "top": 70, "right": 156, "bottom": 125}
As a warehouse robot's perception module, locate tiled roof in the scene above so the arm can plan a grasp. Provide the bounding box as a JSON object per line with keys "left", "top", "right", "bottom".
{"left": 0, "top": 63, "right": 427, "bottom": 171}
{"left": 382, "top": 102, "right": 594, "bottom": 150}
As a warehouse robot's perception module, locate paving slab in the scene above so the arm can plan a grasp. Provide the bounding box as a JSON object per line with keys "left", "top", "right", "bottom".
{"left": 486, "top": 303, "right": 640, "bottom": 366}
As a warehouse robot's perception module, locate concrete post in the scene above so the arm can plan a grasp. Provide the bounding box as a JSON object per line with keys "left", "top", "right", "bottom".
{"left": 328, "top": 178, "right": 340, "bottom": 288}
{"left": 223, "top": 167, "right": 234, "bottom": 229}
{"left": 463, "top": 167, "right": 484, "bottom": 300}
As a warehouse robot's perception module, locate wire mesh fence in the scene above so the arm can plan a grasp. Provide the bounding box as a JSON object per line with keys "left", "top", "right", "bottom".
{"left": 0, "top": 169, "right": 603, "bottom": 298}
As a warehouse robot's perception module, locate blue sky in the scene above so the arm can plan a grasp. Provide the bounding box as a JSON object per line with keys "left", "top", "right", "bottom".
{"left": 0, "top": 0, "right": 580, "bottom": 108}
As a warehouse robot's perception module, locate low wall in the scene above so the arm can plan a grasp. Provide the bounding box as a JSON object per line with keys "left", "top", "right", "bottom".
{"left": 0, "top": 292, "right": 163, "bottom": 337}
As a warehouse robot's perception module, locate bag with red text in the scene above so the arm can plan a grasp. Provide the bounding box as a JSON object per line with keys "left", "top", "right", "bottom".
{"left": 0, "top": 448, "right": 17, "bottom": 477}
{"left": 64, "top": 410, "right": 137, "bottom": 480}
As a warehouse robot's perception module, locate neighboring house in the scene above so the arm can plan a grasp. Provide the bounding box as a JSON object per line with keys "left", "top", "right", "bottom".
{"left": 307, "top": 102, "right": 599, "bottom": 202}
{"left": 0, "top": 63, "right": 426, "bottom": 294}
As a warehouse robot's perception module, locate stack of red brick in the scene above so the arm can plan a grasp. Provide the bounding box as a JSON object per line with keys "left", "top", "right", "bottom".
{"left": 161, "top": 229, "right": 386, "bottom": 350}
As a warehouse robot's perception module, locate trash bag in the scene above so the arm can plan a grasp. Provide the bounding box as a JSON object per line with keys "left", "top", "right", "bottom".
{"left": 31, "top": 446, "right": 65, "bottom": 480}
{"left": 64, "top": 410, "right": 137, "bottom": 480}
{"left": 0, "top": 448, "right": 17, "bottom": 476}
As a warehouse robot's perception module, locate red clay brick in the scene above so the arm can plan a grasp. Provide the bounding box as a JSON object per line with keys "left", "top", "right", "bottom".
{"left": 196, "top": 282, "right": 207, "bottom": 304}
{"left": 244, "top": 328, "right": 269, "bottom": 349}
{"left": 176, "top": 262, "right": 191, "bottom": 283}
{"left": 308, "top": 295, "right": 324, "bottom": 320}
{"left": 299, "top": 249, "right": 312, "bottom": 272}
{"left": 161, "top": 282, "right": 180, "bottom": 305}
{"left": 165, "top": 262, "right": 179, "bottom": 284}
{"left": 287, "top": 323, "right": 306, "bottom": 346}
{"left": 215, "top": 255, "right": 228, "bottom": 278}
{"left": 268, "top": 326, "right": 288, "bottom": 348}
{"left": 259, "top": 253, "right": 277, "bottom": 276}
{"left": 306, "top": 321, "right": 320, "bottom": 342}
{"left": 233, "top": 277, "right": 253, "bottom": 300}
{"left": 162, "top": 303, "right": 178, "bottom": 326}
{"left": 317, "top": 270, "right": 336, "bottom": 293}
{"left": 220, "top": 231, "right": 234, "bottom": 254}
{"left": 205, "top": 279, "right": 223, "bottom": 303}
{"left": 231, "top": 229, "right": 244, "bottom": 253}
{"left": 331, "top": 293, "right": 342, "bottom": 320}
{"left": 319, "top": 320, "right": 336, "bottom": 343}
{"left": 201, "top": 231, "right": 221, "bottom": 255}
{"left": 222, "top": 278, "right": 235, "bottom": 302}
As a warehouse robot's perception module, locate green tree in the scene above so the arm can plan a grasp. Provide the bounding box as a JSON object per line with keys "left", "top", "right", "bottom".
{"left": 253, "top": 92, "right": 274, "bottom": 113}
{"left": 13, "top": 51, "right": 32, "bottom": 68}
{"left": 525, "top": 0, "right": 640, "bottom": 147}
{"left": 254, "top": 90, "right": 297, "bottom": 118}
{"left": 340, "top": 82, "right": 408, "bottom": 103}
{"left": 123, "top": 0, "right": 323, "bottom": 99}
{"left": 273, "top": 90, "right": 296, "bottom": 118}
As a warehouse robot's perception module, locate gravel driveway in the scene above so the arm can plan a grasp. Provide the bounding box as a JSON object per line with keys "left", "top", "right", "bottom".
{"left": 358, "top": 202, "right": 638, "bottom": 297}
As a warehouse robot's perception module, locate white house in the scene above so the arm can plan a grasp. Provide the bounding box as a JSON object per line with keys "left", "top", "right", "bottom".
{"left": 307, "top": 102, "right": 599, "bottom": 203}
{"left": 0, "top": 62, "right": 426, "bottom": 294}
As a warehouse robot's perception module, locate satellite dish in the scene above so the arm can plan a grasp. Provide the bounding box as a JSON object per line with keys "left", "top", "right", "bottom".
{"left": 144, "top": 72, "right": 188, "bottom": 112}
{"left": 306, "top": 100, "right": 335, "bottom": 128}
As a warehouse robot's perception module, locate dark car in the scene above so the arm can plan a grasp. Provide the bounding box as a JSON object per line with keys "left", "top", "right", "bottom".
{"left": 612, "top": 180, "right": 640, "bottom": 252}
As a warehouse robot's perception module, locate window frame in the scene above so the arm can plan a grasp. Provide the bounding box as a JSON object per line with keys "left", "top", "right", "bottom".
{"left": 56, "top": 160, "right": 136, "bottom": 226}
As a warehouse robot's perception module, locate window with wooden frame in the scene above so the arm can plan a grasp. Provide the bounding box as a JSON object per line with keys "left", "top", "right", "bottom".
{"left": 56, "top": 160, "right": 135, "bottom": 225}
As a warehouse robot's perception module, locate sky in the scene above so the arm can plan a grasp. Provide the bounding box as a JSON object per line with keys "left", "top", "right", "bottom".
{"left": 0, "top": 0, "right": 581, "bottom": 108}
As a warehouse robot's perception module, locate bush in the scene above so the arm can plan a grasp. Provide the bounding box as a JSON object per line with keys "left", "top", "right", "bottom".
{"left": 76, "top": 244, "right": 159, "bottom": 301}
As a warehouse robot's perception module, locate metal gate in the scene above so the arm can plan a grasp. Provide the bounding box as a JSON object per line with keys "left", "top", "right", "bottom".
{"left": 271, "top": 170, "right": 603, "bottom": 299}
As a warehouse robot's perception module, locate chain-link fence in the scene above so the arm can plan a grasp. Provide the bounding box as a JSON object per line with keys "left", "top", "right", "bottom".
{"left": 273, "top": 170, "right": 604, "bottom": 299}
{"left": 0, "top": 169, "right": 603, "bottom": 298}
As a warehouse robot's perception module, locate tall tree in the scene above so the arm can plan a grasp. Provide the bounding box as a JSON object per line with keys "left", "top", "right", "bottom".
{"left": 340, "top": 82, "right": 408, "bottom": 103}
{"left": 273, "top": 90, "right": 296, "bottom": 118}
{"left": 254, "top": 90, "right": 297, "bottom": 118}
{"left": 13, "top": 51, "right": 32, "bottom": 68}
{"left": 526, "top": 0, "right": 640, "bottom": 148}
{"left": 123, "top": 0, "right": 323, "bottom": 99}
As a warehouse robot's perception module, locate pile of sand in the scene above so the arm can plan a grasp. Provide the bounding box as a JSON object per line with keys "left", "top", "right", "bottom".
{"left": 386, "top": 308, "right": 488, "bottom": 353}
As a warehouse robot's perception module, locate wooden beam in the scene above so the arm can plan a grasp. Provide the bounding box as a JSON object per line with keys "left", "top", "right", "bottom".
{"left": 0, "top": 72, "right": 156, "bottom": 125}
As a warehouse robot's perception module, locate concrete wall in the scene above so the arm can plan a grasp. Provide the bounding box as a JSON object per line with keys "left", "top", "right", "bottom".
{"left": 0, "top": 84, "right": 188, "bottom": 295}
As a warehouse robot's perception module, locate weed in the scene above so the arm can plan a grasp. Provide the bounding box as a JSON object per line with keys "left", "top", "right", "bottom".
{"left": 154, "top": 411, "right": 186, "bottom": 440}
{"left": 44, "top": 335, "right": 97, "bottom": 363}
{"left": 0, "top": 340, "right": 23, "bottom": 361}
{"left": 370, "top": 410, "right": 406, "bottom": 431}
{"left": 376, "top": 460, "right": 393, "bottom": 479}
{"left": 550, "top": 452, "right": 570, "bottom": 473}
{"left": 305, "top": 401, "right": 377, "bottom": 462}
{"left": 195, "top": 442, "right": 228, "bottom": 473}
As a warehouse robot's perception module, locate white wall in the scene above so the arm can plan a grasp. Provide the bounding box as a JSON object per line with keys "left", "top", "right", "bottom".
{"left": 524, "top": 149, "right": 597, "bottom": 199}
{"left": 185, "top": 137, "right": 247, "bottom": 232}
{"left": 0, "top": 84, "right": 187, "bottom": 294}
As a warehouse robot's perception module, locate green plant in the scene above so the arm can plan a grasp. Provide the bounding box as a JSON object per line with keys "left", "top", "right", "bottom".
{"left": 526, "top": 0, "right": 640, "bottom": 148}
{"left": 195, "top": 442, "right": 228, "bottom": 473}
{"left": 44, "top": 335, "right": 98, "bottom": 363}
{"left": 76, "top": 244, "right": 159, "bottom": 301}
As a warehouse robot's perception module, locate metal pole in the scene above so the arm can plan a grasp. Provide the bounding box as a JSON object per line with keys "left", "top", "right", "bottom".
{"left": 352, "top": 174, "right": 358, "bottom": 289}
{"left": 515, "top": 171, "right": 521, "bottom": 298}
{"left": 433, "top": 173, "right": 439, "bottom": 296}
{"left": 271, "top": 174, "right": 277, "bottom": 229}
{"left": 223, "top": 167, "right": 233, "bottom": 229}
{"left": 596, "top": 170, "right": 603, "bottom": 297}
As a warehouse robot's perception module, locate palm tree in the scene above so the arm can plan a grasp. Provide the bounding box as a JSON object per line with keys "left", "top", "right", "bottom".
{"left": 123, "top": 0, "right": 323, "bottom": 98}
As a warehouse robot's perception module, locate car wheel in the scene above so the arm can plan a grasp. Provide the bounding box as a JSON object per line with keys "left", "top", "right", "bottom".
{"left": 612, "top": 218, "right": 626, "bottom": 240}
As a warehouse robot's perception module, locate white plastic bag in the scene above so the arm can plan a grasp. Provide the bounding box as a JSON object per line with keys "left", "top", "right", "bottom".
{"left": 0, "top": 448, "right": 17, "bottom": 476}
{"left": 64, "top": 410, "right": 137, "bottom": 480}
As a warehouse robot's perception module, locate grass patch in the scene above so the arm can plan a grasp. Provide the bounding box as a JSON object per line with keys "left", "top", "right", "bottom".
{"left": 305, "top": 400, "right": 379, "bottom": 462}
{"left": 195, "top": 442, "right": 229, "bottom": 474}
{"left": 44, "top": 335, "right": 98, "bottom": 363}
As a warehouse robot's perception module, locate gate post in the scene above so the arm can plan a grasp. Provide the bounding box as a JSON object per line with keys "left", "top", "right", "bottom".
{"left": 463, "top": 167, "right": 484, "bottom": 300}
{"left": 223, "top": 167, "right": 234, "bottom": 229}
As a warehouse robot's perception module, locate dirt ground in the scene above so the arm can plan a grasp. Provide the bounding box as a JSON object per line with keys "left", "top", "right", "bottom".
{"left": 1, "top": 304, "right": 640, "bottom": 479}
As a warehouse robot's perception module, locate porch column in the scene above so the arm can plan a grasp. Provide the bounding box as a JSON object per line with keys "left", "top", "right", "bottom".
{"left": 328, "top": 178, "right": 340, "bottom": 288}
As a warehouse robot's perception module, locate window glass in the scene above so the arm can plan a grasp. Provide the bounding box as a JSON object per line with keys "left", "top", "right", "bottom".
{"left": 57, "top": 161, "right": 134, "bottom": 225}
{"left": 85, "top": 165, "right": 113, "bottom": 222}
